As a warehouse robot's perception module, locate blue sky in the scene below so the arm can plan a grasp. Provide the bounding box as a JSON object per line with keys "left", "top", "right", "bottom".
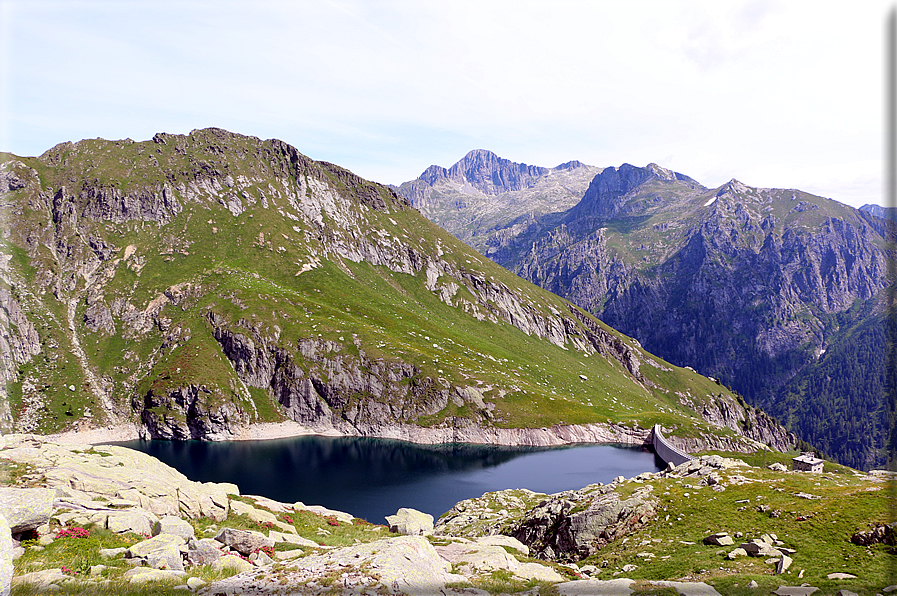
{"left": 0, "top": 0, "right": 891, "bottom": 207}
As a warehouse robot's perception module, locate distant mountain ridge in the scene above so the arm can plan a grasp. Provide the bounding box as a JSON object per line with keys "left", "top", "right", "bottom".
{"left": 394, "top": 151, "right": 602, "bottom": 252}
{"left": 398, "top": 155, "right": 896, "bottom": 470}
{"left": 860, "top": 203, "right": 897, "bottom": 221}
{"left": 401, "top": 149, "right": 587, "bottom": 201}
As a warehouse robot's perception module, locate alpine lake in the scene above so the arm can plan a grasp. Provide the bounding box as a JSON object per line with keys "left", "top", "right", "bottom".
{"left": 113, "top": 436, "right": 663, "bottom": 524}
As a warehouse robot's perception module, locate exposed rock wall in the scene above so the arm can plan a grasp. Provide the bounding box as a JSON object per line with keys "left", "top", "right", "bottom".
{"left": 0, "top": 287, "right": 41, "bottom": 431}
{"left": 134, "top": 383, "right": 250, "bottom": 441}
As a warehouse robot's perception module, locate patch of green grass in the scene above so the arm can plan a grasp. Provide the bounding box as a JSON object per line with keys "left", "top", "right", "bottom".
{"left": 578, "top": 465, "right": 892, "bottom": 591}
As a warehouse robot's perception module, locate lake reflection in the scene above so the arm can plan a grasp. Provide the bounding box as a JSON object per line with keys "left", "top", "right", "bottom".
{"left": 113, "top": 436, "right": 662, "bottom": 523}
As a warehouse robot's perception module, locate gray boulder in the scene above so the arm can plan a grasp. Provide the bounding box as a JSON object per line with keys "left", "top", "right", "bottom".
{"left": 0, "top": 488, "right": 54, "bottom": 533}
{"left": 214, "top": 527, "right": 273, "bottom": 555}
{"left": 385, "top": 508, "right": 434, "bottom": 536}
{"left": 251, "top": 549, "right": 274, "bottom": 566}
{"left": 187, "top": 577, "right": 207, "bottom": 590}
{"left": 152, "top": 516, "right": 195, "bottom": 540}
{"left": 106, "top": 509, "right": 158, "bottom": 535}
{"left": 146, "top": 543, "right": 184, "bottom": 572}
{"left": 186, "top": 538, "right": 223, "bottom": 566}
{"left": 212, "top": 553, "right": 254, "bottom": 574}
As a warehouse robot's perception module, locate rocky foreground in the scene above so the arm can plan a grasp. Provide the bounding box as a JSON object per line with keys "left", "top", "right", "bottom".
{"left": 0, "top": 434, "right": 892, "bottom": 595}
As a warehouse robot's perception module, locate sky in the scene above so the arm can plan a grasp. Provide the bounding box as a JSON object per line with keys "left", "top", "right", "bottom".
{"left": 0, "top": 1, "right": 893, "bottom": 208}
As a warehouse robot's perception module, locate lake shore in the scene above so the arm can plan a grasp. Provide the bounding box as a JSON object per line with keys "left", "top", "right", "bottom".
{"left": 44, "top": 419, "right": 653, "bottom": 448}
{"left": 45, "top": 420, "right": 347, "bottom": 445}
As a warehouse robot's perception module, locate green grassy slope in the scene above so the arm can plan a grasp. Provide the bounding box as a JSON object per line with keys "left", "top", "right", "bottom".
{"left": 0, "top": 129, "right": 787, "bottom": 449}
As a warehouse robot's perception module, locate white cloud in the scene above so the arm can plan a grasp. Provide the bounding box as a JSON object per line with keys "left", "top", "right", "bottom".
{"left": 0, "top": 0, "right": 890, "bottom": 207}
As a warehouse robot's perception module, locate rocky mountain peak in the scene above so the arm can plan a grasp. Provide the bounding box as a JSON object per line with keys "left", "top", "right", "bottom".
{"left": 646, "top": 163, "right": 677, "bottom": 180}
{"left": 564, "top": 163, "right": 656, "bottom": 221}
{"left": 554, "top": 160, "right": 586, "bottom": 171}
{"left": 716, "top": 179, "right": 751, "bottom": 197}
{"left": 417, "top": 149, "right": 551, "bottom": 196}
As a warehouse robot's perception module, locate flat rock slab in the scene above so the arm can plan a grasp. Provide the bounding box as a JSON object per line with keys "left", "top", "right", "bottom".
{"left": 212, "top": 554, "right": 254, "bottom": 575}
{"left": 123, "top": 567, "right": 187, "bottom": 584}
{"left": 11, "top": 568, "right": 67, "bottom": 588}
{"left": 773, "top": 587, "right": 819, "bottom": 596}
{"left": 0, "top": 487, "right": 55, "bottom": 533}
{"left": 294, "top": 502, "right": 354, "bottom": 524}
{"left": 556, "top": 579, "right": 635, "bottom": 595}
{"left": 515, "top": 561, "right": 565, "bottom": 583}
{"left": 435, "top": 542, "right": 519, "bottom": 573}
{"left": 650, "top": 581, "right": 723, "bottom": 596}
{"left": 208, "top": 536, "right": 465, "bottom": 596}
{"left": 230, "top": 500, "right": 277, "bottom": 525}
{"left": 269, "top": 531, "right": 320, "bottom": 548}
{"left": 127, "top": 534, "right": 186, "bottom": 559}
{"left": 274, "top": 549, "right": 305, "bottom": 560}
{"left": 827, "top": 573, "right": 858, "bottom": 580}
{"left": 99, "top": 547, "right": 127, "bottom": 559}
{"left": 0, "top": 436, "right": 235, "bottom": 522}
{"left": 474, "top": 534, "right": 529, "bottom": 555}
{"left": 106, "top": 508, "right": 158, "bottom": 535}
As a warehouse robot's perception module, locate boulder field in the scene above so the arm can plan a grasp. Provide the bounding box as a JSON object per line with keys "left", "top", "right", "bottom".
{"left": 0, "top": 434, "right": 891, "bottom": 595}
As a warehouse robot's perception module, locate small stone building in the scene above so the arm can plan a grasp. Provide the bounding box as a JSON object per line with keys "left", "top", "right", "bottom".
{"left": 792, "top": 452, "right": 824, "bottom": 473}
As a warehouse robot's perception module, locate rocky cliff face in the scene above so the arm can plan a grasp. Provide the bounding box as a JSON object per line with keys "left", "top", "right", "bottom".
{"left": 410, "top": 158, "right": 892, "bottom": 467}
{"left": 509, "top": 175, "right": 892, "bottom": 391}
{"left": 0, "top": 130, "right": 793, "bottom": 455}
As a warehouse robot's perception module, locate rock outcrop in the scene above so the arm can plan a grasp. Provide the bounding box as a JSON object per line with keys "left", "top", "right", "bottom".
{"left": 509, "top": 484, "right": 657, "bottom": 562}
{"left": 0, "top": 434, "right": 235, "bottom": 521}
{"left": 435, "top": 481, "right": 658, "bottom": 564}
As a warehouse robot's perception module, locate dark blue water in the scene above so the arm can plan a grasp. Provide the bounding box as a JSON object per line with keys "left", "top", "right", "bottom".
{"left": 113, "top": 436, "right": 661, "bottom": 523}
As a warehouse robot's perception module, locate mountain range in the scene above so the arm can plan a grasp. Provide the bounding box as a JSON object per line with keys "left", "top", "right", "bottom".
{"left": 397, "top": 151, "right": 896, "bottom": 470}
{"left": 0, "top": 128, "right": 792, "bottom": 454}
